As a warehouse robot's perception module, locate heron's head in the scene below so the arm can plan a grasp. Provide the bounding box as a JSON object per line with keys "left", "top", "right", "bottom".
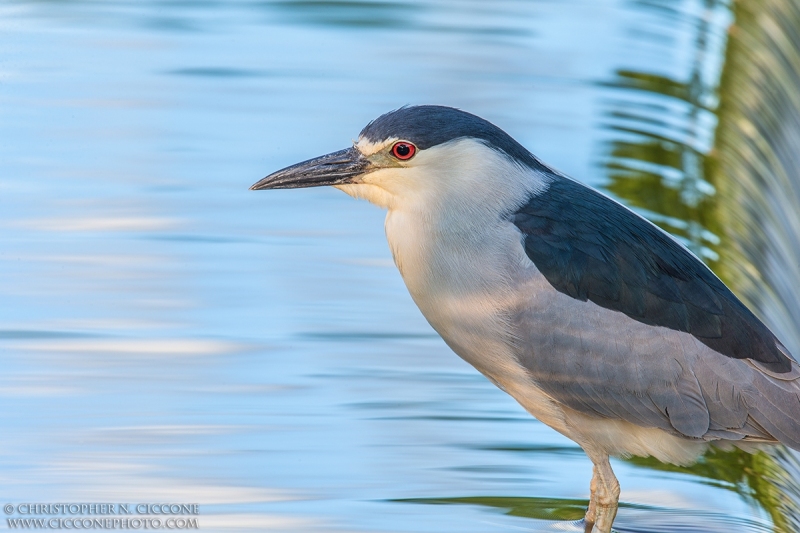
{"left": 251, "top": 105, "right": 549, "bottom": 211}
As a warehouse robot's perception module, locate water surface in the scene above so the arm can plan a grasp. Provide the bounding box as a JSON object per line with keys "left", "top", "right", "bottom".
{"left": 1, "top": 0, "right": 799, "bottom": 531}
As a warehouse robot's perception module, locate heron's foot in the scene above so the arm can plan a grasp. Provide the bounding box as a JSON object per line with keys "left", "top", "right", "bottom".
{"left": 584, "top": 504, "right": 618, "bottom": 533}
{"left": 583, "top": 458, "right": 620, "bottom": 533}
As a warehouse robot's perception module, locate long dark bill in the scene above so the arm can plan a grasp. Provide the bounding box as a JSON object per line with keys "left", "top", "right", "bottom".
{"left": 250, "top": 147, "right": 369, "bottom": 190}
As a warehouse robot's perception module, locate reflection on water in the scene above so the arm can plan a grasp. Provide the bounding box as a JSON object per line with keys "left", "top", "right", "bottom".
{"left": 271, "top": 0, "right": 418, "bottom": 29}
{"left": 0, "top": 0, "right": 799, "bottom": 531}
{"left": 398, "top": 496, "right": 776, "bottom": 533}
{"left": 601, "top": 68, "right": 721, "bottom": 264}
{"left": 599, "top": 0, "right": 727, "bottom": 264}
{"left": 397, "top": 496, "right": 593, "bottom": 521}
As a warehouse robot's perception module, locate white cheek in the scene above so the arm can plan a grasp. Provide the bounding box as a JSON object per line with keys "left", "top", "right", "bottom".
{"left": 333, "top": 183, "right": 394, "bottom": 209}
{"left": 357, "top": 168, "right": 418, "bottom": 207}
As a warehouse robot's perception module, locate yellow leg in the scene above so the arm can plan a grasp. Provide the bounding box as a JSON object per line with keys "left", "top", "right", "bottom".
{"left": 583, "top": 454, "right": 620, "bottom": 533}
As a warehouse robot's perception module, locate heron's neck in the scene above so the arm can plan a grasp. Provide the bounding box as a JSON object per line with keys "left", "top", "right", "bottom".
{"left": 383, "top": 171, "right": 549, "bottom": 339}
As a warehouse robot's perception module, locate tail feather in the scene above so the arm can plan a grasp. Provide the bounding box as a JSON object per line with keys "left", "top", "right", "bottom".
{"left": 743, "top": 371, "right": 800, "bottom": 450}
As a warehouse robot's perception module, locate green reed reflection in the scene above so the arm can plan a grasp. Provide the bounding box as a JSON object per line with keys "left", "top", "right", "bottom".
{"left": 395, "top": 496, "right": 593, "bottom": 521}
{"left": 713, "top": 0, "right": 800, "bottom": 355}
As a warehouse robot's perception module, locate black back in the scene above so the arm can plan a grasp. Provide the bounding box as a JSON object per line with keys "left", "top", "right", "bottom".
{"left": 360, "top": 105, "right": 549, "bottom": 172}
{"left": 511, "top": 176, "right": 793, "bottom": 373}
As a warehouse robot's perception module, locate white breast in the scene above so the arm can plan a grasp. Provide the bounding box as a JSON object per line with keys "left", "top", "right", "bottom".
{"left": 370, "top": 140, "right": 579, "bottom": 433}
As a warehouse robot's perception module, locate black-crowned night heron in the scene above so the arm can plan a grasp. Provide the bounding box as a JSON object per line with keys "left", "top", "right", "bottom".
{"left": 251, "top": 105, "right": 800, "bottom": 533}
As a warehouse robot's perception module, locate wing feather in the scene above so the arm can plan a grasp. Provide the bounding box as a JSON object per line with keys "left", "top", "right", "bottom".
{"left": 511, "top": 175, "right": 791, "bottom": 372}
{"left": 509, "top": 175, "right": 800, "bottom": 446}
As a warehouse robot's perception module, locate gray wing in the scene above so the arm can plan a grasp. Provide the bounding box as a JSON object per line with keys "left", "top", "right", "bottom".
{"left": 513, "top": 292, "right": 800, "bottom": 447}
{"left": 510, "top": 175, "right": 800, "bottom": 447}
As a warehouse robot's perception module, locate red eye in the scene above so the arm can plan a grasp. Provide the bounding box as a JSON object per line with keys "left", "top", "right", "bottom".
{"left": 391, "top": 142, "right": 416, "bottom": 160}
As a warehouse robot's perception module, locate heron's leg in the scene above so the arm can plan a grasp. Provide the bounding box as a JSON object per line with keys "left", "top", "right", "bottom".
{"left": 583, "top": 453, "right": 620, "bottom": 533}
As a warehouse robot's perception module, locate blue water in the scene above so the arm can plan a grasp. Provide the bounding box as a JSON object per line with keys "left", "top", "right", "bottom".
{"left": 0, "top": 0, "right": 797, "bottom": 531}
